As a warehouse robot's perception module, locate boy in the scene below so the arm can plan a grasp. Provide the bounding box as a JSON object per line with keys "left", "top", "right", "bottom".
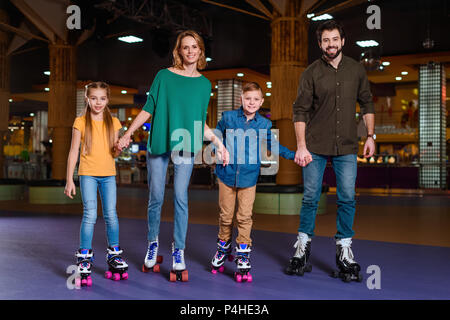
{"left": 210, "top": 82, "right": 295, "bottom": 282}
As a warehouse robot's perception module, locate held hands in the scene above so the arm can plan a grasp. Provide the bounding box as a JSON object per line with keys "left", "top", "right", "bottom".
{"left": 64, "top": 180, "right": 76, "bottom": 199}
{"left": 116, "top": 134, "right": 132, "bottom": 153}
{"left": 216, "top": 142, "right": 230, "bottom": 166}
{"left": 294, "top": 146, "right": 313, "bottom": 167}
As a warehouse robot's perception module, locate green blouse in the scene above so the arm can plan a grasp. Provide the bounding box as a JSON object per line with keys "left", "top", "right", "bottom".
{"left": 143, "top": 68, "right": 212, "bottom": 155}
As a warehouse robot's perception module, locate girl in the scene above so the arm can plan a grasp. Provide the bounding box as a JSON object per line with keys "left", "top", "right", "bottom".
{"left": 117, "top": 30, "right": 228, "bottom": 282}
{"left": 64, "top": 81, "right": 128, "bottom": 287}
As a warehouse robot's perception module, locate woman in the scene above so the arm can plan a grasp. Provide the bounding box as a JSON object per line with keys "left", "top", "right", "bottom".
{"left": 117, "top": 30, "right": 227, "bottom": 282}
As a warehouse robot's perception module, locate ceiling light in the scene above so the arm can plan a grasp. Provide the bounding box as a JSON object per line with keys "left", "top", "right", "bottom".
{"left": 118, "top": 36, "right": 143, "bottom": 43}
{"left": 44, "top": 71, "right": 50, "bottom": 76}
{"left": 237, "top": 73, "right": 244, "bottom": 77}
{"left": 311, "top": 14, "right": 333, "bottom": 21}
{"left": 356, "top": 40, "right": 379, "bottom": 47}
{"left": 307, "top": 13, "right": 315, "bottom": 19}
{"left": 266, "top": 93, "right": 271, "bottom": 96}
{"left": 401, "top": 71, "right": 408, "bottom": 75}
{"left": 44, "top": 88, "right": 50, "bottom": 92}
{"left": 30, "top": 113, "right": 35, "bottom": 117}
{"left": 395, "top": 77, "right": 402, "bottom": 81}
{"left": 9, "top": 99, "right": 13, "bottom": 102}
{"left": 121, "top": 90, "right": 127, "bottom": 94}
{"left": 382, "top": 61, "right": 390, "bottom": 66}
{"left": 206, "top": 57, "right": 212, "bottom": 62}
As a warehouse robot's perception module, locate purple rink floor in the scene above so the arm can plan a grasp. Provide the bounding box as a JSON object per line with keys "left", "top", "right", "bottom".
{"left": 0, "top": 211, "right": 450, "bottom": 300}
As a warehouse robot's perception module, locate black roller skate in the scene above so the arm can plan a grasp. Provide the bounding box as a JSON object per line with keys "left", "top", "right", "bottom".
{"left": 105, "top": 246, "right": 129, "bottom": 281}
{"left": 234, "top": 244, "right": 252, "bottom": 283}
{"left": 142, "top": 237, "right": 163, "bottom": 273}
{"left": 211, "top": 239, "right": 234, "bottom": 274}
{"left": 285, "top": 232, "right": 312, "bottom": 276}
{"left": 169, "top": 243, "right": 188, "bottom": 282}
{"left": 75, "top": 249, "right": 94, "bottom": 287}
{"left": 331, "top": 238, "right": 363, "bottom": 283}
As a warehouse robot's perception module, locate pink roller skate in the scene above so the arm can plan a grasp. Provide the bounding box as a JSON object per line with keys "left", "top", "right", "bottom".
{"left": 75, "top": 249, "right": 94, "bottom": 288}
{"left": 211, "top": 239, "right": 234, "bottom": 274}
{"left": 234, "top": 244, "right": 253, "bottom": 283}
{"left": 105, "top": 246, "right": 129, "bottom": 281}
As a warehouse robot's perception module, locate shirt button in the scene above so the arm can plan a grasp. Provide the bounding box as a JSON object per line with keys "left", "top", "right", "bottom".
{"left": 337, "top": 121, "right": 340, "bottom": 124}
{"left": 337, "top": 82, "right": 340, "bottom": 86}
{"left": 337, "top": 135, "right": 340, "bottom": 138}
{"left": 337, "top": 96, "right": 340, "bottom": 98}
{"left": 337, "top": 108, "right": 340, "bottom": 111}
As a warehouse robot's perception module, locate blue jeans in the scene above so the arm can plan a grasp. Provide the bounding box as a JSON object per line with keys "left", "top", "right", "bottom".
{"left": 79, "top": 175, "right": 119, "bottom": 249}
{"left": 299, "top": 153, "right": 357, "bottom": 239}
{"left": 147, "top": 151, "right": 194, "bottom": 249}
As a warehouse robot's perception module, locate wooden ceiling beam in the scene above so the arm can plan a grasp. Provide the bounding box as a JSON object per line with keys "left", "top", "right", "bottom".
{"left": 245, "top": 0, "right": 273, "bottom": 19}
{"left": 201, "top": 0, "right": 271, "bottom": 20}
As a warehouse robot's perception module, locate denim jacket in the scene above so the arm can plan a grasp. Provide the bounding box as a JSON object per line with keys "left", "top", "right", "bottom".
{"left": 214, "top": 107, "right": 295, "bottom": 188}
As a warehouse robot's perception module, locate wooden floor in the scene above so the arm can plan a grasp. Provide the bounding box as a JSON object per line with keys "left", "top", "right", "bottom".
{"left": 1, "top": 186, "right": 449, "bottom": 248}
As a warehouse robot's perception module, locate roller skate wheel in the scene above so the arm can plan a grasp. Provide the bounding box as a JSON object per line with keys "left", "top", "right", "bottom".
{"left": 142, "top": 264, "right": 149, "bottom": 273}
{"left": 86, "top": 276, "right": 93, "bottom": 287}
{"left": 169, "top": 271, "right": 176, "bottom": 282}
{"left": 296, "top": 269, "right": 304, "bottom": 276}
{"left": 343, "top": 273, "right": 351, "bottom": 283}
{"left": 218, "top": 265, "right": 225, "bottom": 273}
{"left": 235, "top": 273, "right": 242, "bottom": 283}
{"left": 357, "top": 273, "right": 363, "bottom": 282}
{"left": 306, "top": 264, "right": 312, "bottom": 272}
{"left": 331, "top": 270, "right": 339, "bottom": 278}
{"left": 81, "top": 278, "right": 87, "bottom": 286}
{"left": 211, "top": 268, "right": 217, "bottom": 274}
{"left": 105, "top": 271, "right": 112, "bottom": 279}
{"left": 247, "top": 273, "right": 253, "bottom": 283}
{"left": 181, "top": 270, "right": 188, "bottom": 282}
{"left": 243, "top": 274, "right": 248, "bottom": 281}
{"left": 112, "top": 273, "right": 121, "bottom": 281}
{"left": 157, "top": 255, "right": 163, "bottom": 264}
{"left": 153, "top": 264, "right": 160, "bottom": 273}
{"left": 121, "top": 272, "right": 129, "bottom": 280}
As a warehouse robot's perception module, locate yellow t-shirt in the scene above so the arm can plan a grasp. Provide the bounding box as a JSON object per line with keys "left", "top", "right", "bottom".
{"left": 73, "top": 116, "right": 122, "bottom": 176}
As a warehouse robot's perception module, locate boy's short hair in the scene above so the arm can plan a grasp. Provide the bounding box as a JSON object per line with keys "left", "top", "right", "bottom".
{"left": 242, "top": 82, "right": 263, "bottom": 95}
{"left": 316, "top": 20, "right": 345, "bottom": 42}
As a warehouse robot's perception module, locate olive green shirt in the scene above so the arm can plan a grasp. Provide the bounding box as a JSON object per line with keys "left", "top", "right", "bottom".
{"left": 292, "top": 55, "right": 375, "bottom": 155}
{"left": 143, "top": 68, "right": 211, "bottom": 155}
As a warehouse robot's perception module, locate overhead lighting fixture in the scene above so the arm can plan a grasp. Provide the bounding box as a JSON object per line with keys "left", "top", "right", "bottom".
{"left": 382, "top": 61, "right": 390, "bottom": 66}
{"left": 44, "top": 87, "right": 50, "bottom": 92}
{"left": 395, "top": 76, "right": 402, "bottom": 81}
{"left": 9, "top": 99, "right": 13, "bottom": 102}
{"left": 356, "top": 40, "right": 379, "bottom": 47}
{"left": 127, "top": 117, "right": 132, "bottom": 121}
{"left": 118, "top": 36, "right": 143, "bottom": 43}
{"left": 266, "top": 93, "right": 271, "bottom": 96}
{"left": 121, "top": 90, "right": 127, "bottom": 94}
{"left": 237, "top": 73, "right": 244, "bottom": 77}
{"left": 44, "top": 71, "right": 50, "bottom": 76}
{"left": 30, "top": 113, "right": 35, "bottom": 117}
{"left": 311, "top": 14, "right": 333, "bottom": 21}
{"left": 401, "top": 71, "right": 408, "bottom": 75}
{"left": 210, "top": 93, "right": 214, "bottom": 96}
{"left": 307, "top": 13, "right": 315, "bottom": 19}
{"left": 206, "top": 57, "right": 212, "bottom": 62}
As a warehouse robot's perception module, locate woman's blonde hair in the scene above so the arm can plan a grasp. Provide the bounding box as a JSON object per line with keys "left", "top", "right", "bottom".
{"left": 81, "top": 81, "right": 115, "bottom": 156}
{"left": 172, "top": 30, "right": 207, "bottom": 70}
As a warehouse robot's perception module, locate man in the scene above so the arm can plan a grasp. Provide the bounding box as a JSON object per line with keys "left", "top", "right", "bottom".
{"left": 285, "top": 20, "right": 375, "bottom": 282}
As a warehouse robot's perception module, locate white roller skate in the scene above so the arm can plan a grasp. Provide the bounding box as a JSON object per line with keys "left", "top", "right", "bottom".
{"left": 105, "top": 246, "right": 129, "bottom": 281}
{"left": 211, "top": 239, "right": 234, "bottom": 274}
{"left": 169, "top": 243, "right": 188, "bottom": 282}
{"left": 75, "top": 249, "right": 94, "bottom": 287}
{"left": 331, "top": 238, "right": 363, "bottom": 282}
{"left": 285, "top": 232, "right": 312, "bottom": 276}
{"left": 234, "top": 244, "right": 252, "bottom": 283}
{"left": 142, "top": 237, "right": 163, "bottom": 273}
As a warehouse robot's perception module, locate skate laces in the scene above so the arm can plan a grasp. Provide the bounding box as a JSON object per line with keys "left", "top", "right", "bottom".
{"left": 172, "top": 248, "right": 182, "bottom": 264}
{"left": 293, "top": 233, "right": 310, "bottom": 257}
{"left": 147, "top": 242, "right": 158, "bottom": 260}
{"left": 337, "top": 238, "right": 356, "bottom": 264}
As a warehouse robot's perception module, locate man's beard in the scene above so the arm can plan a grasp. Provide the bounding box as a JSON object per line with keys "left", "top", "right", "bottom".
{"left": 322, "top": 46, "right": 342, "bottom": 60}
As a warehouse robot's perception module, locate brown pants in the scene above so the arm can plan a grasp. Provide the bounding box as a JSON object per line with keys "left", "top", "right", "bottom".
{"left": 217, "top": 179, "right": 256, "bottom": 246}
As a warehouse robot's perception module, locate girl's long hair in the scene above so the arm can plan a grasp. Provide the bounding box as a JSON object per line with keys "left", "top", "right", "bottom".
{"left": 81, "top": 82, "right": 115, "bottom": 156}
{"left": 172, "top": 30, "right": 207, "bottom": 70}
